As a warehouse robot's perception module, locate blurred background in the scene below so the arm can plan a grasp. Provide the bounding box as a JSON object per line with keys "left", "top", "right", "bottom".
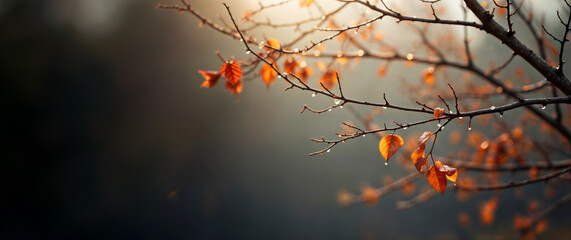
{"left": 2, "top": 0, "right": 570, "bottom": 239}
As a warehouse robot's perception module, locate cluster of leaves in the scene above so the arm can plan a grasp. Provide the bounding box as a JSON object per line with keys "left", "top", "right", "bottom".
{"left": 199, "top": 60, "right": 243, "bottom": 98}
{"left": 160, "top": 0, "right": 571, "bottom": 236}
{"left": 378, "top": 108, "right": 457, "bottom": 195}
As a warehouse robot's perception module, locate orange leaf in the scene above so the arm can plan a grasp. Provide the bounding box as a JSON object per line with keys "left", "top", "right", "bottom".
{"left": 377, "top": 63, "right": 388, "bottom": 78}
{"left": 225, "top": 80, "right": 243, "bottom": 95}
{"left": 415, "top": 157, "right": 427, "bottom": 172}
{"left": 427, "top": 165, "right": 447, "bottom": 195}
{"left": 319, "top": 69, "right": 337, "bottom": 90}
{"left": 299, "top": 0, "right": 315, "bottom": 7}
{"left": 284, "top": 57, "right": 298, "bottom": 74}
{"left": 298, "top": 66, "right": 313, "bottom": 83}
{"left": 418, "top": 131, "right": 433, "bottom": 147}
{"left": 422, "top": 67, "right": 436, "bottom": 86}
{"left": 480, "top": 197, "right": 499, "bottom": 225}
{"left": 264, "top": 38, "right": 281, "bottom": 51}
{"left": 433, "top": 107, "right": 445, "bottom": 119}
{"left": 220, "top": 61, "right": 242, "bottom": 84}
{"left": 411, "top": 146, "right": 425, "bottom": 164}
{"left": 435, "top": 161, "right": 458, "bottom": 182}
{"left": 535, "top": 220, "right": 548, "bottom": 234}
{"left": 497, "top": 7, "right": 507, "bottom": 15}
{"left": 261, "top": 60, "right": 279, "bottom": 88}
{"left": 379, "top": 135, "right": 404, "bottom": 163}
{"left": 198, "top": 70, "right": 221, "bottom": 88}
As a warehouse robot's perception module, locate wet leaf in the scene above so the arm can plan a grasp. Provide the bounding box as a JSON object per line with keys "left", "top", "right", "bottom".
{"left": 418, "top": 131, "right": 433, "bottom": 147}
{"left": 433, "top": 107, "right": 445, "bottom": 119}
{"left": 427, "top": 165, "right": 447, "bottom": 195}
{"left": 436, "top": 161, "right": 457, "bottom": 182}
{"left": 379, "top": 135, "right": 404, "bottom": 163}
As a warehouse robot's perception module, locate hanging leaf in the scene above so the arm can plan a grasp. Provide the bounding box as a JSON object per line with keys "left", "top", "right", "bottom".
{"left": 198, "top": 70, "right": 221, "bottom": 88}
{"left": 225, "top": 80, "right": 243, "bottom": 95}
{"left": 422, "top": 67, "right": 436, "bottom": 86}
{"left": 433, "top": 107, "right": 445, "bottom": 119}
{"left": 418, "top": 131, "right": 433, "bottom": 147}
{"left": 220, "top": 61, "right": 242, "bottom": 84}
{"left": 298, "top": 66, "right": 313, "bottom": 83}
{"left": 379, "top": 135, "right": 404, "bottom": 163}
{"left": 435, "top": 161, "right": 458, "bottom": 183}
{"left": 319, "top": 69, "right": 337, "bottom": 90}
{"left": 411, "top": 146, "right": 425, "bottom": 164}
{"left": 377, "top": 62, "right": 389, "bottom": 78}
{"left": 264, "top": 38, "right": 281, "bottom": 51}
{"left": 427, "top": 165, "right": 447, "bottom": 195}
{"left": 261, "top": 60, "right": 279, "bottom": 88}
{"left": 284, "top": 57, "right": 298, "bottom": 74}
{"left": 415, "top": 157, "right": 428, "bottom": 172}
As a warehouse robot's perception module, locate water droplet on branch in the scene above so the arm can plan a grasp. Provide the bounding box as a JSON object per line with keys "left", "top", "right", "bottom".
{"left": 312, "top": 92, "right": 316, "bottom": 97}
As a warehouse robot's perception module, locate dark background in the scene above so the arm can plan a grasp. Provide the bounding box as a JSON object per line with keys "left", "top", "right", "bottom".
{"left": 2, "top": 0, "right": 570, "bottom": 239}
